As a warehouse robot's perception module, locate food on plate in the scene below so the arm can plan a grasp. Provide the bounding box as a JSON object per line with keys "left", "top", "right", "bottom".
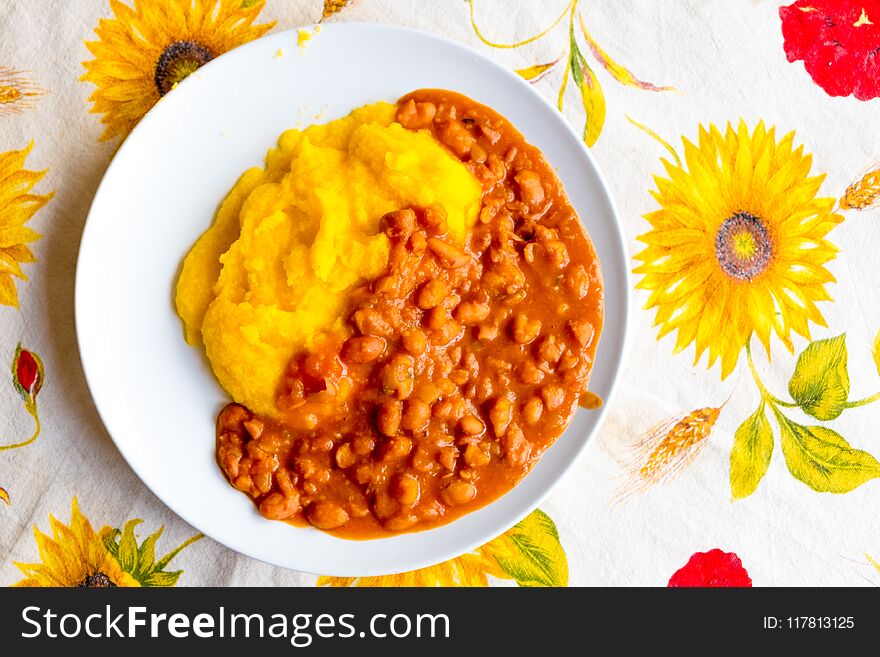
{"left": 175, "top": 89, "right": 603, "bottom": 537}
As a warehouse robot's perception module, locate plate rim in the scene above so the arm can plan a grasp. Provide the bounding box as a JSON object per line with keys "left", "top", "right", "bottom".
{"left": 74, "top": 21, "right": 631, "bottom": 576}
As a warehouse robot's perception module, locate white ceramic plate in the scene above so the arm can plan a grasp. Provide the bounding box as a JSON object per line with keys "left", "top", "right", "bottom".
{"left": 75, "top": 23, "right": 629, "bottom": 576}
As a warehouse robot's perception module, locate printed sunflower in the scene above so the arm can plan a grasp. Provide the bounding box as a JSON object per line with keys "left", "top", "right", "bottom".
{"left": 82, "top": 0, "right": 275, "bottom": 141}
{"left": 12, "top": 498, "right": 202, "bottom": 587}
{"left": 13, "top": 499, "right": 140, "bottom": 587}
{"left": 0, "top": 143, "right": 52, "bottom": 308}
{"left": 634, "top": 121, "right": 842, "bottom": 378}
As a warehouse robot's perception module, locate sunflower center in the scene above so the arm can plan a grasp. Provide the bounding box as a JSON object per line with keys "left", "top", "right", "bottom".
{"left": 155, "top": 41, "right": 213, "bottom": 96}
{"left": 77, "top": 571, "right": 117, "bottom": 588}
{"left": 715, "top": 211, "right": 772, "bottom": 281}
{"left": 0, "top": 85, "right": 21, "bottom": 104}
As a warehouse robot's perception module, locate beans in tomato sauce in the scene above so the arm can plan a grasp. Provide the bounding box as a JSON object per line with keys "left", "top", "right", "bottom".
{"left": 216, "top": 89, "right": 603, "bottom": 538}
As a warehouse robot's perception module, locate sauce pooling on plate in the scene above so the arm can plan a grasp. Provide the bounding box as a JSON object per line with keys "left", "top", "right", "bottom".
{"left": 214, "top": 89, "right": 604, "bottom": 538}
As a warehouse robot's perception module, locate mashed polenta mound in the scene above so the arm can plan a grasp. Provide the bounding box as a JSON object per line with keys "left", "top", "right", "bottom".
{"left": 175, "top": 102, "right": 483, "bottom": 418}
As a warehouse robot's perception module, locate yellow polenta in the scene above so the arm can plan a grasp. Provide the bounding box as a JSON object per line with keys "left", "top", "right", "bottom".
{"left": 175, "top": 102, "right": 482, "bottom": 418}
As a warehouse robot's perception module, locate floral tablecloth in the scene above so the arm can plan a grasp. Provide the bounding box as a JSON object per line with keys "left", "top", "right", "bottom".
{"left": 2, "top": 0, "right": 879, "bottom": 587}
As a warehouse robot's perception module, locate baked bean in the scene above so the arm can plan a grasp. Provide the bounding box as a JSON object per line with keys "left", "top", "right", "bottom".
{"left": 380, "top": 352, "right": 415, "bottom": 399}
{"left": 402, "top": 328, "right": 427, "bottom": 356}
{"left": 259, "top": 491, "right": 301, "bottom": 520}
{"left": 501, "top": 423, "right": 529, "bottom": 466}
{"left": 352, "top": 434, "right": 376, "bottom": 456}
{"left": 579, "top": 391, "right": 604, "bottom": 410}
{"left": 545, "top": 240, "right": 570, "bottom": 268}
{"left": 353, "top": 307, "right": 394, "bottom": 337}
{"left": 381, "top": 436, "right": 413, "bottom": 460}
{"left": 538, "top": 335, "right": 565, "bottom": 365}
{"left": 440, "top": 120, "right": 476, "bottom": 157}
{"left": 410, "top": 231, "right": 428, "bottom": 252}
{"left": 523, "top": 396, "right": 544, "bottom": 425}
{"left": 419, "top": 206, "right": 449, "bottom": 234}
{"left": 489, "top": 397, "right": 514, "bottom": 436}
{"left": 306, "top": 501, "right": 350, "bottom": 530}
{"left": 378, "top": 399, "right": 402, "bottom": 436}
{"left": 541, "top": 385, "right": 565, "bottom": 411}
{"left": 335, "top": 443, "right": 356, "bottom": 469}
{"left": 441, "top": 479, "right": 477, "bottom": 506}
{"left": 402, "top": 399, "right": 431, "bottom": 432}
{"left": 218, "top": 403, "right": 250, "bottom": 433}
{"left": 392, "top": 473, "right": 421, "bottom": 506}
{"left": 459, "top": 414, "right": 485, "bottom": 436}
{"left": 427, "top": 237, "right": 470, "bottom": 268}
{"left": 372, "top": 492, "right": 400, "bottom": 520}
{"left": 565, "top": 264, "right": 590, "bottom": 298}
{"left": 437, "top": 446, "right": 458, "bottom": 470}
{"left": 384, "top": 514, "right": 419, "bottom": 531}
{"left": 478, "top": 123, "right": 502, "bottom": 144}
{"left": 515, "top": 170, "right": 545, "bottom": 208}
{"left": 381, "top": 208, "right": 416, "bottom": 238}
{"left": 463, "top": 443, "right": 491, "bottom": 467}
{"left": 487, "top": 153, "right": 506, "bottom": 181}
{"left": 243, "top": 418, "right": 264, "bottom": 439}
{"left": 417, "top": 279, "right": 449, "bottom": 309}
{"left": 343, "top": 335, "right": 386, "bottom": 363}
{"left": 454, "top": 300, "right": 490, "bottom": 325}
{"left": 470, "top": 142, "right": 488, "bottom": 164}
{"left": 477, "top": 323, "right": 499, "bottom": 341}
{"left": 395, "top": 99, "right": 436, "bottom": 129}
{"left": 511, "top": 313, "right": 541, "bottom": 344}
{"left": 412, "top": 444, "right": 435, "bottom": 472}
{"left": 567, "top": 319, "right": 594, "bottom": 348}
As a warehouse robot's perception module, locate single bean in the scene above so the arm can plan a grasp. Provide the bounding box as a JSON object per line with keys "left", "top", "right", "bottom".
{"left": 401, "top": 399, "right": 431, "bottom": 432}
{"left": 454, "top": 300, "right": 490, "bottom": 325}
{"left": 541, "top": 385, "right": 565, "bottom": 411}
{"left": 335, "top": 443, "right": 356, "bottom": 469}
{"left": 417, "top": 279, "right": 449, "bottom": 309}
{"left": 381, "top": 208, "right": 416, "bottom": 238}
{"left": 489, "top": 397, "right": 514, "bottom": 437}
{"left": 511, "top": 313, "right": 542, "bottom": 344}
{"left": 567, "top": 319, "right": 594, "bottom": 348}
{"left": 342, "top": 335, "right": 386, "bottom": 363}
{"left": 459, "top": 414, "right": 485, "bottom": 436}
{"left": 515, "top": 170, "right": 545, "bottom": 208}
{"left": 402, "top": 328, "right": 427, "bottom": 356}
{"left": 259, "top": 491, "right": 301, "bottom": 520}
{"left": 378, "top": 399, "right": 402, "bottom": 436}
{"left": 441, "top": 479, "right": 477, "bottom": 506}
{"left": 523, "top": 397, "right": 544, "bottom": 426}
{"left": 306, "top": 501, "right": 350, "bottom": 530}
{"left": 392, "top": 473, "right": 421, "bottom": 506}
{"left": 427, "top": 238, "right": 471, "bottom": 268}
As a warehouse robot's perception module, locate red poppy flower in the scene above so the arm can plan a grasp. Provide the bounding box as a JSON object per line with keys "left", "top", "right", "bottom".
{"left": 780, "top": 0, "right": 880, "bottom": 100}
{"left": 668, "top": 549, "right": 752, "bottom": 587}
{"left": 11, "top": 343, "right": 43, "bottom": 407}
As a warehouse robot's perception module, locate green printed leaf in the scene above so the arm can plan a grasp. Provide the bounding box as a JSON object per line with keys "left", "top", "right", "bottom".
{"left": 569, "top": 29, "right": 605, "bottom": 147}
{"left": 788, "top": 334, "right": 849, "bottom": 420}
{"left": 730, "top": 402, "right": 774, "bottom": 499}
{"left": 779, "top": 417, "right": 880, "bottom": 493}
{"left": 103, "top": 520, "right": 203, "bottom": 587}
{"left": 491, "top": 509, "right": 568, "bottom": 587}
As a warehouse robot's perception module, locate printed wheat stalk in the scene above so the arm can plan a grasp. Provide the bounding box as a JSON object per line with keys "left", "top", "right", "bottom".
{"left": 613, "top": 405, "right": 722, "bottom": 504}
{"left": 321, "top": 0, "right": 354, "bottom": 21}
{"left": 840, "top": 166, "right": 880, "bottom": 210}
